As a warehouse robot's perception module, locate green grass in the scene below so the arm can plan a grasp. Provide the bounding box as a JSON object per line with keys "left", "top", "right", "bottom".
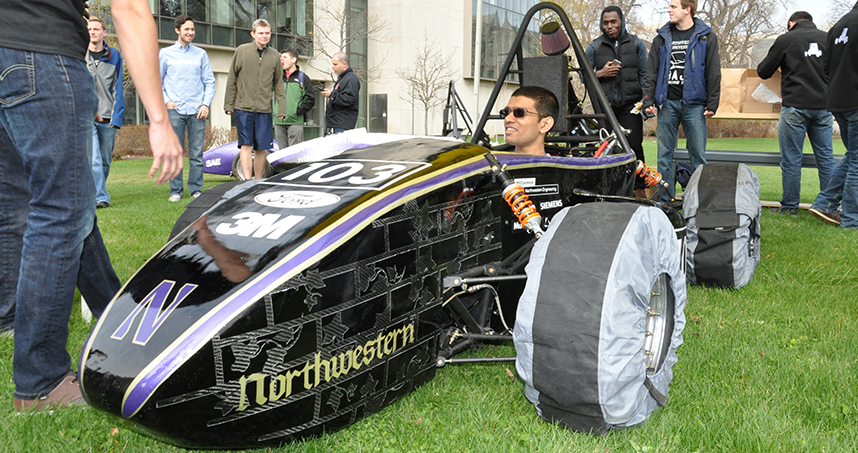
{"left": 1, "top": 143, "right": 856, "bottom": 452}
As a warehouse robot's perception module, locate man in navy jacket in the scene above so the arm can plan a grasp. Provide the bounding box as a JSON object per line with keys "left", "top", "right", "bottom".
{"left": 642, "top": 0, "right": 720, "bottom": 201}
{"left": 321, "top": 52, "right": 360, "bottom": 135}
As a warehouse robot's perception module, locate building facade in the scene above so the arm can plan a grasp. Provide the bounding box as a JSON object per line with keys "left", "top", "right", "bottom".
{"left": 137, "top": 0, "right": 539, "bottom": 139}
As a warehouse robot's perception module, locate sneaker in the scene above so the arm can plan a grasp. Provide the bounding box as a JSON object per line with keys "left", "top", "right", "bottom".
{"left": 14, "top": 371, "right": 85, "bottom": 412}
{"left": 96, "top": 201, "right": 110, "bottom": 209}
{"left": 770, "top": 207, "right": 798, "bottom": 216}
{"left": 168, "top": 194, "right": 181, "bottom": 202}
{"left": 191, "top": 191, "right": 202, "bottom": 199}
{"left": 809, "top": 208, "right": 841, "bottom": 226}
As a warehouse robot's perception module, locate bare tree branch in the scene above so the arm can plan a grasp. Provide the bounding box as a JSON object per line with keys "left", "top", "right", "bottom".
{"left": 398, "top": 34, "right": 454, "bottom": 135}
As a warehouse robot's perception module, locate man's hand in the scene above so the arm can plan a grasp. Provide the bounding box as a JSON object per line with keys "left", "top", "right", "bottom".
{"left": 197, "top": 105, "right": 209, "bottom": 119}
{"left": 148, "top": 121, "right": 184, "bottom": 184}
{"left": 321, "top": 88, "right": 332, "bottom": 98}
{"left": 278, "top": 115, "right": 285, "bottom": 119}
{"left": 704, "top": 109, "right": 715, "bottom": 118}
{"left": 596, "top": 61, "right": 621, "bottom": 78}
{"left": 225, "top": 110, "right": 233, "bottom": 115}
{"left": 166, "top": 101, "right": 177, "bottom": 109}
{"left": 645, "top": 106, "right": 657, "bottom": 116}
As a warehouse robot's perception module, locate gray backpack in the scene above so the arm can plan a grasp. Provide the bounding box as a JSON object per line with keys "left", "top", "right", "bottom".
{"left": 683, "top": 163, "right": 761, "bottom": 289}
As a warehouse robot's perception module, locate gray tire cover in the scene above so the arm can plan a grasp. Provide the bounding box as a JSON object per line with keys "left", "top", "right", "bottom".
{"left": 514, "top": 202, "right": 686, "bottom": 433}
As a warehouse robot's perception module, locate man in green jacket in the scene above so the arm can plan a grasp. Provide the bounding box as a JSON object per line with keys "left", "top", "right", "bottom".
{"left": 224, "top": 19, "right": 286, "bottom": 179}
{"left": 273, "top": 48, "right": 315, "bottom": 149}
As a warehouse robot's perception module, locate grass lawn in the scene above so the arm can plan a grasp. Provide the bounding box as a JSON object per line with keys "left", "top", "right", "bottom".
{"left": 1, "top": 141, "right": 856, "bottom": 452}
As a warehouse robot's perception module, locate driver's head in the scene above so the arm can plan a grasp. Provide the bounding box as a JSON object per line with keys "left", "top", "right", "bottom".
{"left": 503, "top": 86, "right": 558, "bottom": 156}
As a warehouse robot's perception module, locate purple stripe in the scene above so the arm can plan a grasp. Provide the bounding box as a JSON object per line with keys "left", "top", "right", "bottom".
{"left": 121, "top": 152, "right": 631, "bottom": 417}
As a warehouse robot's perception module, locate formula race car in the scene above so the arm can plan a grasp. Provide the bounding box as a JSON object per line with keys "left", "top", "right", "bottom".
{"left": 79, "top": 3, "right": 686, "bottom": 449}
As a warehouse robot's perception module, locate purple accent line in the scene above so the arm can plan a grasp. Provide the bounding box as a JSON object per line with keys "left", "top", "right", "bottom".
{"left": 120, "top": 152, "right": 630, "bottom": 418}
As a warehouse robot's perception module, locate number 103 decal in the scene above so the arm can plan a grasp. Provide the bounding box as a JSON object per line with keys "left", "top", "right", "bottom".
{"left": 270, "top": 159, "right": 432, "bottom": 191}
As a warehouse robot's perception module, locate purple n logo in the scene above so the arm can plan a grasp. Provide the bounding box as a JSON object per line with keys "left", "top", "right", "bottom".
{"left": 111, "top": 280, "right": 198, "bottom": 345}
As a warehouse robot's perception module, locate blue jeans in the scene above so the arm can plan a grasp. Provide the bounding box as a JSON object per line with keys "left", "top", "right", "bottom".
{"left": 77, "top": 216, "right": 121, "bottom": 319}
{"left": 0, "top": 47, "right": 97, "bottom": 399}
{"left": 325, "top": 127, "right": 346, "bottom": 136}
{"left": 656, "top": 100, "right": 707, "bottom": 200}
{"left": 811, "top": 110, "right": 858, "bottom": 229}
{"left": 92, "top": 121, "right": 117, "bottom": 204}
{"left": 168, "top": 109, "right": 206, "bottom": 196}
{"left": 777, "top": 107, "right": 835, "bottom": 209}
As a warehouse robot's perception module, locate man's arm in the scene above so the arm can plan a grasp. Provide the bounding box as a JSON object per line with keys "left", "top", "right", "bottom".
{"left": 224, "top": 50, "right": 239, "bottom": 114}
{"left": 756, "top": 36, "right": 783, "bottom": 79}
{"left": 636, "top": 37, "right": 647, "bottom": 88}
{"left": 642, "top": 35, "right": 662, "bottom": 112}
{"left": 704, "top": 31, "right": 722, "bottom": 115}
{"left": 159, "top": 49, "right": 173, "bottom": 106}
{"left": 110, "top": 51, "right": 125, "bottom": 129}
{"left": 111, "top": 0, "right": 182, "bottom": 184}
{"left": 296, "top": 73, "right": 315, "bottom": 115}
{"left": 272, "top": 55, "right": 287, "bottom": 118}
{"left": 200, "top": 51, "right": 216, "bottom": 118}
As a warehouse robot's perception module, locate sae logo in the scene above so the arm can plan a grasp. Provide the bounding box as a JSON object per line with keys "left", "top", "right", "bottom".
{"left": 254, "top": 191, "right": 341, "bottom": 209}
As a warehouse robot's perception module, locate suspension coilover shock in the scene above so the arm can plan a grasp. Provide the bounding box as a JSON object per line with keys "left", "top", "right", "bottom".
{"left": 484, "top": 153, "right": 545, "bottom": 238}
{"left": 636, "top": 161, "right": 670, "bottom": 190}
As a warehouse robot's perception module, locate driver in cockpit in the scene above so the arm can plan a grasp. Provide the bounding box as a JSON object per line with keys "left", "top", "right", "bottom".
{"left": 501, "top": 86, "right": 559, "bottom": 156}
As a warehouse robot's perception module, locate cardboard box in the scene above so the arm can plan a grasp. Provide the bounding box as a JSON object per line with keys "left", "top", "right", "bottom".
{"left": 714, "top": 68, "right": 782, "bottom": 120}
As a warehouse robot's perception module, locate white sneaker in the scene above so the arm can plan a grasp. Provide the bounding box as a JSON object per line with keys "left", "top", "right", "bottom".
{"left": 168, "top": 194, "right": 181, "bottom": 202}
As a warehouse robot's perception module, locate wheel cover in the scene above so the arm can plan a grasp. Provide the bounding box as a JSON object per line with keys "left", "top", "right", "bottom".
{"left": 645, "top": 273, "right": 674, "bottom": 375}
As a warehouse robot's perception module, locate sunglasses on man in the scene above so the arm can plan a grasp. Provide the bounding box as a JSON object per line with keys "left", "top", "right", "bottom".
{"left": 499, "top": 107, "right": 540, "bottom": 118}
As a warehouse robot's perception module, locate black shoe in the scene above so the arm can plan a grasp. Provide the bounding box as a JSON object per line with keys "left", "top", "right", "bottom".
{"left": 96, "top": 201, "right": 110, "bottom": 209}
{"left": 809, "top": 208, "right": 841, "bottom": 226}
{"left": 769, "top": 207, "right": 797, "bottom": 216}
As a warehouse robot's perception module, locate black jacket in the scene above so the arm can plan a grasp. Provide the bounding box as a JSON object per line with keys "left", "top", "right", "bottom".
{"left": 826, "top": 4, "right": 858, "bottom": 113}
{"left": 585, "top": 7, "right": 647, "bottom": 109}
{"left": 325, "top": 67, "right": 360, "bottom": 129}
{"left": 757, "top": 20, "right": 827, "bottom": 109}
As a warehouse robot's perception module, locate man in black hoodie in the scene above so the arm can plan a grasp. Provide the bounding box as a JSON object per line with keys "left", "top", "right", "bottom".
{"left": 586, "top": 6, "right": 648, "bottom": 196}
{"left": 809, "top": 1, "right": 858, "bottom": 229}
{"left": 321, "top": 52, "right": 360, "bottom": 135}
{"left": 758, "top": 11, "right": 836, "bottom": 216}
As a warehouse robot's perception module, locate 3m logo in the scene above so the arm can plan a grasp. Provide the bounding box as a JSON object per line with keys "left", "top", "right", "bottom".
{"left": 111, "top": 280, "right": 198, "bottom": 345}
{"left": 215, "top": 212, "right": 305, "bottom": 240}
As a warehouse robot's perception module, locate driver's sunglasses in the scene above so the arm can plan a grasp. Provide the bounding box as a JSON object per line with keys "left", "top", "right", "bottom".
{"left": 499, "top": 107, "right": 539, "bottom": 118}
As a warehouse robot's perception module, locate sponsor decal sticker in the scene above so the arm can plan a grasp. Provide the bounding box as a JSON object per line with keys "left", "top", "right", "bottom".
{"left": 255, "top": 191, "right": 341, "bottom": 209}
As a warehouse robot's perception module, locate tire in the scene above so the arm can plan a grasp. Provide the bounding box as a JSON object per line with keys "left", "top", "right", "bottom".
{"left": 514, "top": 201, "right": 686, "bottom": 434}
{"left": 231, "top": 152, "right": 273, "bottom": 181}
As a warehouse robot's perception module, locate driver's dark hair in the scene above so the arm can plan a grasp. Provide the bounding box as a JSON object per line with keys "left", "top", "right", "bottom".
{"left": 512, "top": 86, "right": 559, "bottom": 120}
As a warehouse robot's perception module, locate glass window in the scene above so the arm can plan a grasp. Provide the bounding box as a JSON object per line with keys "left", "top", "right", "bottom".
{"left": 212, "top": 25, "right": 234, "bottom": 46}
{"left": 160, "top": 17, "right": 177, "bottom": 40}
{"left": 187, "top": 0, "right": 209, "bottom": 22}
{"left": 149, "top": 0, "right": 157, "bottom": 14}
{"left": 295, "top": 0, "right": 305, "bottom": 36}
{"left": 194, "top": 22, "right": 211, "bottom": 44}
{"left": 258, "top": 0, "right": 274, "bottom": 23}
{"left": 276, "top": 0, "right": 292, "bottom": 34}
{"left": 277, "top": 35, "right": 295, "bottom": 52}
{"left": 211, "top": 0, "right": 233, "bottom": 25}
{"left": 235, "top": 0, "right": 254, "bottom": 28}
{"left": 235, "top": 28, "right": 254, "bottom": 46}
{"left": 160, "top": 0, "right": 181, "bottom": 17}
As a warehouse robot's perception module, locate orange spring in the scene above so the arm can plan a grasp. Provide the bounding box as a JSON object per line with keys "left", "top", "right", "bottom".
{"left": 636, "top": 161, "right": 663, "bottom": 187}
{"left": 503, "top": 185, "right": 541, "bottom": 228}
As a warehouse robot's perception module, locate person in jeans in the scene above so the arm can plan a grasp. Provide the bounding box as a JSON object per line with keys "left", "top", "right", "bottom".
{"left": 809, "top": 2, "right": 858, "bottom": 229}
{"left": 758, "top": 11, "right": 835, "bottom": 216}
{"left": 86, "top": 17, "right": 125, "bottom": 209}
{"left": 641, "top": 0, "right": 721, "bottom": 201}
{"left": 0, "top": 0, "right": 182, "bottom": 412}
{"left": 160, "top": 14, "right": 216, "bottom": 202}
